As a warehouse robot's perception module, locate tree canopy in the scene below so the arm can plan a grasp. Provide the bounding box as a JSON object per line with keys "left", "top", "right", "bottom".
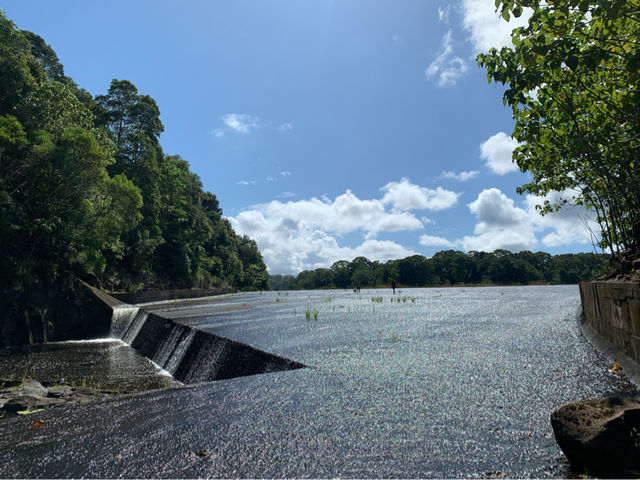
{"left": 0, "top": 11, "right": 268, "bottom": 345}
{"left": 279, "top": 250, "right": 605, "bottom": 291}
{"left": 478, "top": 0, "right": 640, "bottom": 258}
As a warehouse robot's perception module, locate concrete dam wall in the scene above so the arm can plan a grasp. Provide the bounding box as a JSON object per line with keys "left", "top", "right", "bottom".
{"left": 79, "top": 283, "right": 305, "bottom": 384}
{"left": 580, "top": 281, "right": 640, "bottom": 380}
{"left": 111, "top": 305, "right": 305, "bottom": 384}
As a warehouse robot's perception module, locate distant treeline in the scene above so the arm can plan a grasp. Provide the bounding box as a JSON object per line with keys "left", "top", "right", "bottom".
{"left": 0, "top": 12, "right": 268, "bottom": 343}
{"left": 269, "top": 250, "right": 607, "bottom": 290}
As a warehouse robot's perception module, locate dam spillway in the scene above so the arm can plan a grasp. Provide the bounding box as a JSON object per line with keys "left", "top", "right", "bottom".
{"left": 110, "top": 299, "right": 306, "bottom": 384}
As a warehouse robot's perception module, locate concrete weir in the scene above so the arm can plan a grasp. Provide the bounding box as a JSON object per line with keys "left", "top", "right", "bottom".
{"left": 86, "top": 284, "right": 305, "bottom": 384}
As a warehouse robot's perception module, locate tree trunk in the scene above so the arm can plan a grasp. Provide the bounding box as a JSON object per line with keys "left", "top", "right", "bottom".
{"left": 24, "top": 309, "right": 34, "bottom": 345}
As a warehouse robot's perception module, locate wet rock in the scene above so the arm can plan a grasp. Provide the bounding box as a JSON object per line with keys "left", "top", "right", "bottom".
{"left": 20, "top": 379, "right": 48, "bottom": 397}
{"left": 2, "top": 395, "right": 44, "bottom": 414}
{"left": 551, "top": 397, "right": 640, "bottom": 477}
{"left": 0, "top": 378, "right": 116, "bottom": 416}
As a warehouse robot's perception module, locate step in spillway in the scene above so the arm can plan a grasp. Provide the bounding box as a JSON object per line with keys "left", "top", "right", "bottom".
{"left": 111, "top": 305, "right": 305, "bottom": 384}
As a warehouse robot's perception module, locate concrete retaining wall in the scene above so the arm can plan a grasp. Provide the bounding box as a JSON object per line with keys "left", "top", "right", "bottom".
{"left": 90, "top": 288, "right": 305, "bottom": 384}
{"left": 127, "top": 309, "right": 305, "bottom": 383}
{"left": 579, "top": 281, "right": 640, "bottom": 374}
{"left": 110, "top": 288, "right": 233, "bottom": 305}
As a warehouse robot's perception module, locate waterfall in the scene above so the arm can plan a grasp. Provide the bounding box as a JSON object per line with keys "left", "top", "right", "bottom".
{"left": 150, "top": 325, "right": 183, "bottom": 371}
{"left": 107, "top": 302, "right": 305, "bottom": 385}
{"left": 163, "top": 329, "right": 195, "bottom": 375}
{"left": 122, "top": 310, "right": 149, "bottom": 345}
{"left": 110, "top": 306, "right": 140, "bottom": 339}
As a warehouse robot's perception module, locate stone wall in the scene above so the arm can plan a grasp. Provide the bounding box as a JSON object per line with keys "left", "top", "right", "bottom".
{"left": 579, "top": 281, "right": 640, "bottom": 372}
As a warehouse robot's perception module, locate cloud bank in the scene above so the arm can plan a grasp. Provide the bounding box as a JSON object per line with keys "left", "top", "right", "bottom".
{"left": 228, "top": 179, "right": 459, "bottom": 274}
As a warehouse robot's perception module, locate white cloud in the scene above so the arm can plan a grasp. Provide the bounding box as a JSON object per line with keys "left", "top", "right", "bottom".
{"left": 278, "top": 122, "right": 293, "bottom": 132}
{"left": 419, "top": 235, "right": 456, "bottom": 248}
{"left": 280, "top": 171, "right": 292, "bottom": 176}
{"left": 468, "top": 188, "right": 529, "bottom": 233}
{"left": 480, "top": 132, "right": 520, "bottom": 175}
{"left": 380, "top": 178, "right": 460, "bottom": 211}
{"left": 277, "top": 192, "right": 296, "bottom": 199}
{"left": 227, "top": 181, "right": 462, "bottom": 273}
{"left": 213, "top": 129, "right": 225, "bottom": 138}
{"left": 441, "top": 170, "right": 480, "bottom": 182}
{"left": 463, "top": 188, "right": 537, "bottom": 251}
{"left": 525, "top": 190, "right": 600, "bottom": 247}
{"left": 461, "top": 0, "right": 531, "bottom": 53}
{"left": 426, "top": 30, "right": 469, "bottom": 87}
{"left": 461, "top": 229, "right": 537, "bottom": 252}
{"left": 266, "top": 176, "right": 276, "bottom": 182}
{"left": 229, "top": 206, "right": 417, "bottom": 274}
{"left": 392, "top": 34, "right": 403, "bottom": 46}
{"left": 221, "top": 113, "right": 260, "bottom": 134}
{"left": 438, "top": 5, "right": 451, "bottom": 25}
{"left": 460, "top": 187, "right": 599, "bottom": 253}
{"left": 236, "top": 180, "right": 256, "bottom": 186}
{"left": 258, "top": 190, "right": 423, "bottom": 235}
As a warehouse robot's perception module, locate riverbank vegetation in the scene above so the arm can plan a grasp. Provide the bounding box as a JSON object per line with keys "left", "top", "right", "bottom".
{"left": 274, "top": 250, "right": 606, "bottom": 290}
{"left": 478, "top": 0, "right": 640, "bottom": 277}
{"left": 0, "top": 11, "right": 268, "bottom": 343}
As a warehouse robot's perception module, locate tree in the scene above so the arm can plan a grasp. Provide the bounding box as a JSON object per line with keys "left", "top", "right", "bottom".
{"left": 95, "top": 80, "right": 164, "bottom": 286}
{"left": 478, "top": 0, "right": 640, "bottom": 258}
{"left": 330, "top": 260, "right": 351, "bottom": 288}
{"left": 397, "top": 255, "right": 433, "bottom": 286}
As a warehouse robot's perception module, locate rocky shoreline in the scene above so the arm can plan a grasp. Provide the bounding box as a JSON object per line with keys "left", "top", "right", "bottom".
{"left": 0, "top": 378, "right": 120, "bottom": 418}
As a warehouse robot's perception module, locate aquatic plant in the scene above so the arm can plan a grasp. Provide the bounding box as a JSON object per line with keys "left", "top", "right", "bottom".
{"left": 313, "top": 310, "right": 319, "bottom": 320}
{"left": 305, "top": 310, "right": 311, "bottom": 320}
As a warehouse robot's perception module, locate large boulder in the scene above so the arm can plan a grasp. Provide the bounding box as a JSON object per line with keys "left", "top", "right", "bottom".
{"left": 551, "top": 397, "right": 640, "bottom": 477}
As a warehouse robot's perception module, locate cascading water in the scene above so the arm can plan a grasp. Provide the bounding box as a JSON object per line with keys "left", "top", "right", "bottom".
{"left": 163, "top": 329, "right": 195, "bottom": 375}
{"left": 107, "top": 301, "right": 305, "bottom": 385}
{"left": 122, "top": 310, "right": 149, "bottom": 345}
{"left": 110, "top": 306, "right": 141, "bottom": 339}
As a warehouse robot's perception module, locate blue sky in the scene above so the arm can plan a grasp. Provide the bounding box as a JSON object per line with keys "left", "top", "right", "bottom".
{"left": 3, "top": 1, "right": 599, "bottom": 274}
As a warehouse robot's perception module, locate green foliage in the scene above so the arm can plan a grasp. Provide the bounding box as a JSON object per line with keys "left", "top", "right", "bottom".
{"left": 268, "top": 274, "right": 295, "bottom": 290}
{"left": 285, "top": 250, "right": 606, "bottom": 290}
{"left": 478, "top": 0, "right": 640, "bottom": 257}
{"left": 0, "top": 10, "right": 269, "bottom": 345}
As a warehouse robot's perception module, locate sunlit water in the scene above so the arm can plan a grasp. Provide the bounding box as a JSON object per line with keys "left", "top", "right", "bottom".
{"left": 0, "top": 285, "right": 637, "bottom": 478}
{"left": 0, "top": 339, "right": 171, "bottom": 392}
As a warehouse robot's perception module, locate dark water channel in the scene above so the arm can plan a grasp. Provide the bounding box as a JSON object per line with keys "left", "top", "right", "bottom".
{"left": 0, "top": 285, "right": 637, "bottom": 478}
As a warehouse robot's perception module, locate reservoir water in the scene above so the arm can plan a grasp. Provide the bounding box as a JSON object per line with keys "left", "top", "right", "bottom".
{"left": 0, "top": 285, "right": 637, "bottom": 478}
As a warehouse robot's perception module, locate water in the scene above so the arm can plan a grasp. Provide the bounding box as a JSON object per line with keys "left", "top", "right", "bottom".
{"left": 0, "top": 285, "right": 637, "bottom": 478}
{"left": 0, "top": 339, "right": 171, "bottom": 392}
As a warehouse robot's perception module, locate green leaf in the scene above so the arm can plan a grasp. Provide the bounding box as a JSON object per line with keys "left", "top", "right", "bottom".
{"left": 17, "top": 408, "right": 45, "bottom": 415}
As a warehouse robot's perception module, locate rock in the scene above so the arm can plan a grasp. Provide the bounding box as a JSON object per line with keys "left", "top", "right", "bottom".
{"left": 551, "top": 397, "right": 640, "bottom": 477}
{"left": 1, "top": 395, "right": 44, "bottom": 414}
{"left": 19, "top": 379, "right": 48, "bottom": 397}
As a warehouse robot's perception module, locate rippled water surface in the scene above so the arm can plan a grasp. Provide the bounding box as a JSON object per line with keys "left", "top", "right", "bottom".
{"left": 0, "top": 285, "right": 637, "bottom": 478}
{"left": 0, "top": 340, "right": 171, "bottom": 392}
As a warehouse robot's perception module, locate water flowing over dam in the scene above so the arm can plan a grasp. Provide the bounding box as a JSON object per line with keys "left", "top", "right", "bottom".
{"left": 109, "top": 300, "right": 306, "bottom": 384}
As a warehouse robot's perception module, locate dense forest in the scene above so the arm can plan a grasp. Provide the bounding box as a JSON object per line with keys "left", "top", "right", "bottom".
{"left": 0, "top": 11, "right": 268, "bottom": 341}
{"left": 272, "top": 250, "right": 607, "bottom": 291}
